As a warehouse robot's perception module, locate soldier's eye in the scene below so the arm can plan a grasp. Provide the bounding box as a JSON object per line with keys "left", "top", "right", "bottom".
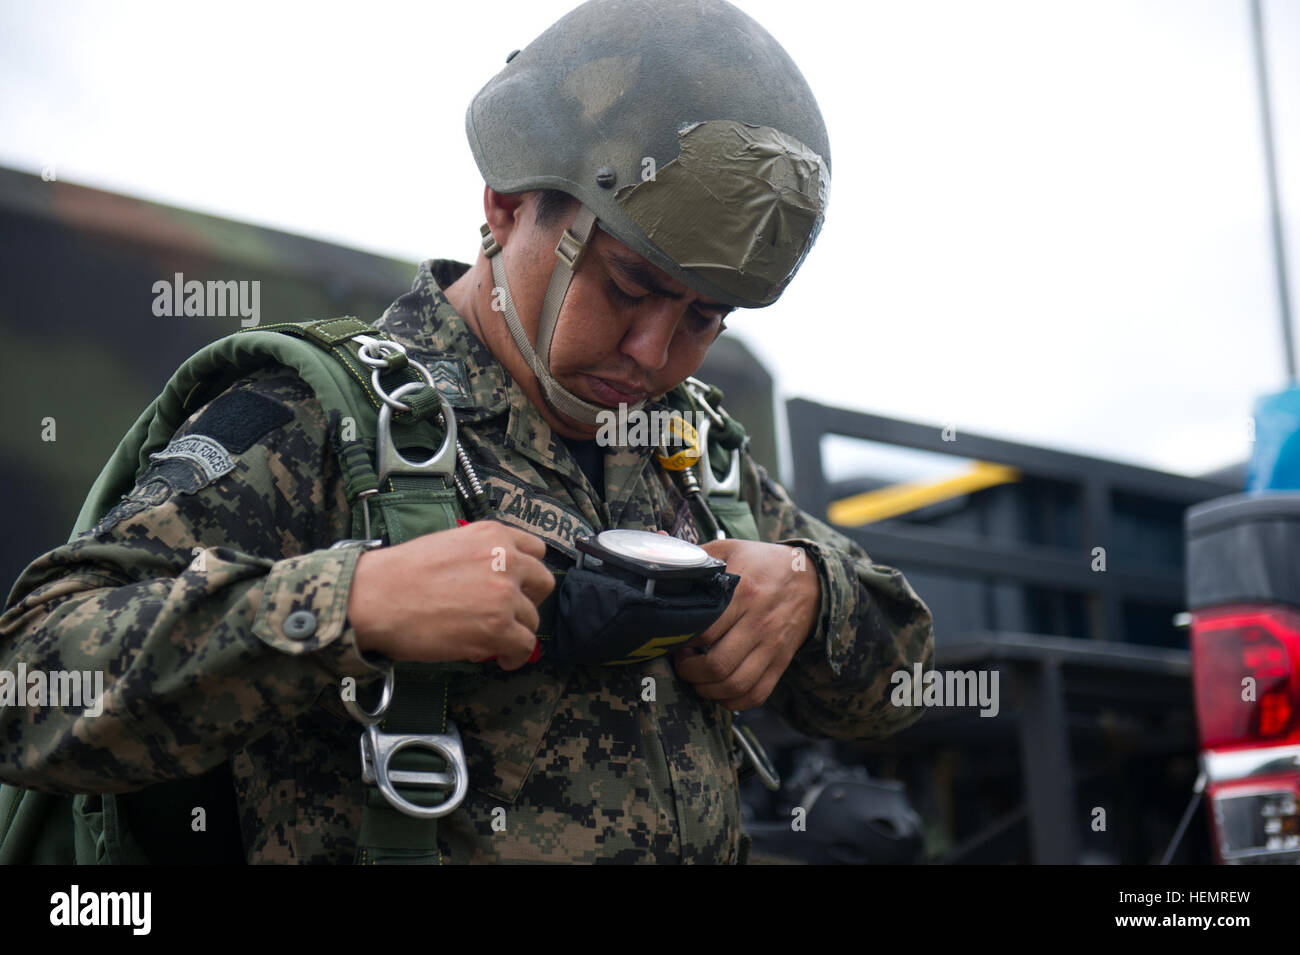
{"left": 688, "top": 306, "right": 730, "bottom": 335}
{"left": 607, "top": 280, "right": 648, "bottom": 307}
{"left": 687, "top": 309, "right": 717, "bottom": 332}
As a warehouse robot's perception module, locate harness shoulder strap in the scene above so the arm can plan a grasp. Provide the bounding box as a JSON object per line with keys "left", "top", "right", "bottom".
{"left": 1, "top": 318, "right": 467, "bottom": 865}
{"left": 662, "top": 378, "right": 762, "bottom": 542}
{"left": 72, "top": 318, "right": 455, "bottom": 543}
{"left": 246, "top": 322, "right": 469, "bottom": 864}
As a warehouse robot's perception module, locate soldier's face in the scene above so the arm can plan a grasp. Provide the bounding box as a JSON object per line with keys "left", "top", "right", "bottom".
{"left": 516, "top": 204, "right": 732, "bottom": 437}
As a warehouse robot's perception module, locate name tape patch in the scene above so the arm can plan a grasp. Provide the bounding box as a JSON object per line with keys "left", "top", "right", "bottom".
{"left": 486, "top": 477, "right": 594, "bottom": 557}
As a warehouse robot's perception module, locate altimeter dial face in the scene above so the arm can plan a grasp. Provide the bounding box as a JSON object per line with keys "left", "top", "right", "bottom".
{"left": 575, "top": 529, "right": 725, "bottom": 579}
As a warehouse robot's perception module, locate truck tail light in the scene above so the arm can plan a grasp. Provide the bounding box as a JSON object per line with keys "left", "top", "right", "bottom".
{"left": 1190, "top": 604, "right": 1300, "bottom": 750}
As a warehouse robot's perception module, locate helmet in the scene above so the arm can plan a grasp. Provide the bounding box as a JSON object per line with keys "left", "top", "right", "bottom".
{"left": 466, "top": 0, "right": 831, "bottom": 426}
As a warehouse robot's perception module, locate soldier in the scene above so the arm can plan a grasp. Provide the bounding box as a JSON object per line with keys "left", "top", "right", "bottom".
{"left": 0, "top": 0, "right": 933, "bottom": 864}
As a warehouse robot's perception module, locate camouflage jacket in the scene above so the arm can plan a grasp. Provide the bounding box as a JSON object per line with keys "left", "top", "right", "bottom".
{"left": 0, "top": 259, "right": 934, "bottom": 864}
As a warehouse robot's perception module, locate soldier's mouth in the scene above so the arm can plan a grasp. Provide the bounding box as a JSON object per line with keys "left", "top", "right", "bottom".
{"left": 584, "top": 375, "right": 649, "bottom": 407}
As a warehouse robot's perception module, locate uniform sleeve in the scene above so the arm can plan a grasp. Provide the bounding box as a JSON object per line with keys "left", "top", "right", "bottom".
{"left": 743, "top": 453, "right": 935, "bottom": 741}
{"left": 0, "top": 371, "right": 384, "bottom": 795}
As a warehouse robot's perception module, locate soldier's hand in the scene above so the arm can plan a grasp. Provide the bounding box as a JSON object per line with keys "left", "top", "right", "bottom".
{"left": 672, "top": 539, "right": 820, "bottom": 709}
{"left": 347, "top": 521, "right": 554, "bottom": 671}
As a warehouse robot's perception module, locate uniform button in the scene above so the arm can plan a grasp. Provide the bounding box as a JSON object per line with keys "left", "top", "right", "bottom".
{"left": 283, "top": 610, "right": 318, "bottom": 640}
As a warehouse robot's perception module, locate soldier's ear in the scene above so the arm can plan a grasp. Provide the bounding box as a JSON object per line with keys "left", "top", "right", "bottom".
{"left": 483, "top": 187, "right": 527, "bottom": 251}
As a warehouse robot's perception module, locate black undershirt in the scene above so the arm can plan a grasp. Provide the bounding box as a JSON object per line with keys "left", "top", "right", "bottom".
{"left": 559, "top": 434, "right": 605, "bottom": 500}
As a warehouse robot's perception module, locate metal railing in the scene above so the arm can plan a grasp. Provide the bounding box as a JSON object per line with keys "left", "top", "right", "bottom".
{"left": 787, "top": 398, "right": 1237, "bottom": 643}
{"left": 784, "top": 398, "right": 1238, "bottom": 862}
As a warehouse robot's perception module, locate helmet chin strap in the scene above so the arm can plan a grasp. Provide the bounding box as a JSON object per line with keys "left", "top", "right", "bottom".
{"left": 480, "top": 206, "right": 647, "bottom": 430}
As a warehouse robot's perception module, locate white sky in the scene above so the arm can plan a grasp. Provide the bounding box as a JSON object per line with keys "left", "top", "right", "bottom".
{"left": 2, "top": 0, "right": 1297, "bottom": 483}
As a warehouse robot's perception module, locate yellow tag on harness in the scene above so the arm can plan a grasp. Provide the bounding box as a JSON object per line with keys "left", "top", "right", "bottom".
{"left": 655, "top": 416, "right": 702, "bottom": 471}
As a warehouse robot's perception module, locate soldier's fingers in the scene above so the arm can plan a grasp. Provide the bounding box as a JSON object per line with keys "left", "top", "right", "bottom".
{"left": 674, "top": 607, "right": 758, "bottom": 683}
{"left": 513, "top": 591, "right": 541, "bottom": 634}
{"left": 699, "top": 538, "right": 740, "bottom": 562}
{"left": 720, "top": 661, "right": 785, "bottom": 711}
{"left": 685, "top": 641, "right": 769, "bottom": 702}
{"left": 513, "top": 553, "right": 556, "bottom": 606}
{"left": 694, "top": 594, "right": 747, "bottom": 647}
{"left": 498, "top": 524, "right": 547, "bottom": 560}
{"left": 494, "top": 625, "right": 541, "bottom": 671}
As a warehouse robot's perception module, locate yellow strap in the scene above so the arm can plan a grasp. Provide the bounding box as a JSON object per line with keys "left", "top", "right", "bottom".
{"left": 828, "top": 461, "right": 1020, "bottom": 526}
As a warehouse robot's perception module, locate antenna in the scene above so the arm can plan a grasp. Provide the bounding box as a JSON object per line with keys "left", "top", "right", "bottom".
{"left": 1250, "top": 0, "right": 1295, "bottom": 382}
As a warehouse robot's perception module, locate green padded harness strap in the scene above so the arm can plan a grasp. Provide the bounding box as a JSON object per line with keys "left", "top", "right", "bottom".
{"left": 707, "top": 495, "right": 761, "bottom": 543}
{"left": 352, "top": 479, "right": 465, "bottom": 866}
{"left": 11, "top": 317, "right": 468, "bottom": 866}
{"left": 71, "top": 318, "right": 442, "bottom": 540}
{"left": 253, "top": 322, "right": 469, "bottom": 865}
{"left": 252, "top": 323, "right": 469, "bottom": 865}
{"left": 356, "top": 662, "right": 454, "bottom": 865}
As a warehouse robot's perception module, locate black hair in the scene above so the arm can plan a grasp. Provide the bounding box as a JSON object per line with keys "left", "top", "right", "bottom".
{"left": 532, "top": 189, "right": 579, "bottom": 229}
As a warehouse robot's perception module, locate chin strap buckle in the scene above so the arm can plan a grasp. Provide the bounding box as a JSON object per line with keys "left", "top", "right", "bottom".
{"left": 555, "top": 226, "right": 589, "bottom": 271}
{"left": 480, "top": 222, "right": 501, "bottom": 258}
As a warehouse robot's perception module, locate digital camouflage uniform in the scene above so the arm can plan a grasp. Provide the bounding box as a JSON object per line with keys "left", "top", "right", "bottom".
{"left": 0, "top": 259, "right": 934, "bottom": 863}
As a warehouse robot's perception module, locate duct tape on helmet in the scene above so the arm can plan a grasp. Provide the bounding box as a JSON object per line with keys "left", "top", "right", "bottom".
{"left": 614, "top": 120, "right": 828, "bottom": 306}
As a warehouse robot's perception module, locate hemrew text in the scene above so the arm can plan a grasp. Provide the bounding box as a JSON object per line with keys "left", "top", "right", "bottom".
{"left": 1119, "top": 891, "right": 1250, "bottom": 905}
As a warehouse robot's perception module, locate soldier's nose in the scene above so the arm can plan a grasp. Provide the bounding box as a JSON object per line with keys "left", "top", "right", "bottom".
{"left": 619, "top": 308, "right": 677, "bottom": 373}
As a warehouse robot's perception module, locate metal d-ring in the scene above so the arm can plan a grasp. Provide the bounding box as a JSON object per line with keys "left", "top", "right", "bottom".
{"left": 733, "top": 718, "right": 781, "bottom": 792}
{"left": 360, "top": 722, "right": 470, "bottom": 819}
{"left": 370, "top": 360, "right": 439, "bottom": 414}
{"left": 342, "top": 664, "right": 394, "bottom": 726}
{"left": 354, "top": 334, "right": 408, "bottom": 369}
{"left": 375, "top": 381, "right": 457, "bottom": 484}
{"left": 696, "top": 415, "right": 741, "bottom": 497}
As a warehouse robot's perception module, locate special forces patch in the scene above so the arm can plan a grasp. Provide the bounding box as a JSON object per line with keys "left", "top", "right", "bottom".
{"left": 90, "top": 387, "right": 293, "bottom": 537}
{"left": 92, "top": 439, "right": 235, "bottom": 537}
{"left": 148, "top": 435, "right": 235, "bottom": 484}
